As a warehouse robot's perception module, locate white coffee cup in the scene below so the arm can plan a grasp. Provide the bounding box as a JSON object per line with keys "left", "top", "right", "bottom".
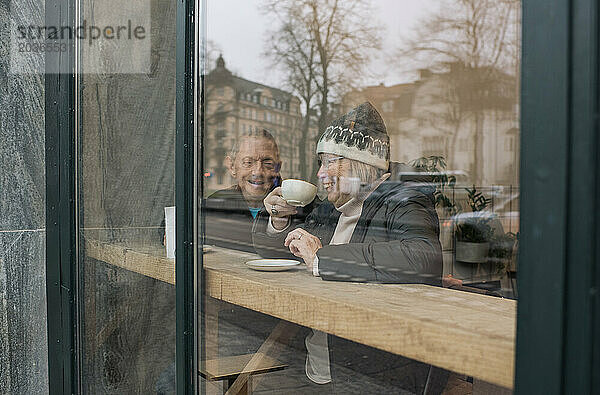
{"left": 281, "top": 179, "right": 317, "bottom": 207}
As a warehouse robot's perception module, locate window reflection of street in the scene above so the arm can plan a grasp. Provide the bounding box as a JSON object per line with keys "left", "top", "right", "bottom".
{"left": 202, "top": 0, "right": 521, "bottom": 392}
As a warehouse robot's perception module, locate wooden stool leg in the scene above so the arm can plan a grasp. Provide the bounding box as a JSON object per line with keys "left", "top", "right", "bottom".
{"left": 204, "top": 297, "right": 221, "bottom": 395}
{"left": 204, "top": 297, "right": 220, "bottom": 361}
{"left": 224, "top": 375, "right": 250, "bottom": 395}
{"left": 225, "top": 321, "right": 297, "bottom": 394}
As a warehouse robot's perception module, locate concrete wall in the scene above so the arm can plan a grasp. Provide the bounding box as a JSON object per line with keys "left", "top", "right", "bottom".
{"left": 0, "top": 0, "right": 49, "bottom": 393}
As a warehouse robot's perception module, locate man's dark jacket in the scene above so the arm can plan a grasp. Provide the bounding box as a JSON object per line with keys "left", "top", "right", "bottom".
{"left": 252, "top": 163, "right": 443, "bottom": 285}
{"left": 205, "top": 181, "right": 314, "bottom": 253}
{"left": 204, "top": 186, "right": 258, "bottom": 252}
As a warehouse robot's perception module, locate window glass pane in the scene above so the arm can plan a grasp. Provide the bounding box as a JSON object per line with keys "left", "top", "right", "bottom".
{"left": 77, "top": 0, "right": 177, "bottom": 392}
{"left": 201, "top": 0, "right": 520, "bottom": 393}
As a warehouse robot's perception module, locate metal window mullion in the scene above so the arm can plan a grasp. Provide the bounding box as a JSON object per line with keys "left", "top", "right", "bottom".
{"left": 515, "top": 0, "right": 570, "bottom": 393}
{"left": 562, "top": 0, "right": 598, "bottom": 392}
{"left": 45, "top": 0, "right": 78, "bottom": 393}
{"left": 516, "top": 0, "right": 600, "bottom": 393}
{"left": 175, "top": 0, "right": 197, "bottom": 393}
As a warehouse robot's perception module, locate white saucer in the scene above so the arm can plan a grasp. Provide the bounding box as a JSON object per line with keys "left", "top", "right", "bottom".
{"left": 245, "top": 259, "right": 301, "bottom": 271}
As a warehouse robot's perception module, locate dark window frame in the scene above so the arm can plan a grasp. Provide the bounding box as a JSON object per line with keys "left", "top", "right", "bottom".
{"left": 175, "top": 0, "right": 198, "bottom": 392}
{"left": 515, "top": 0, "right": 599, "bottom": 393}
{"left": 45, "top": 0, "right": 79, "bottom": 393}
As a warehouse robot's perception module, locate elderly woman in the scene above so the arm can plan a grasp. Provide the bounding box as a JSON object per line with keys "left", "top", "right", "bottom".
{"left": 252, "top": 102, "right": 445, "bottom": 393}
{"left": 253, "top": 102, "right": 442, "bottom": 285}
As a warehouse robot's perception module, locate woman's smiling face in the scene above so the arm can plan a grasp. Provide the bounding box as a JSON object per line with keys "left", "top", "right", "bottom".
{"left": 317, "top": 154, "right": 357, "bottom": 208}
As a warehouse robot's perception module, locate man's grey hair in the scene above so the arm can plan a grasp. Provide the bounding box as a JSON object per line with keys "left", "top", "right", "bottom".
{"left": 228, "top": 129, "right": 279, "bottom": 160}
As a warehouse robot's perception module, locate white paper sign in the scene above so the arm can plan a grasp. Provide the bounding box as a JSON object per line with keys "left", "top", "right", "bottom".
{"left": 164, "top": 206, "right": 175, "bottom": 259}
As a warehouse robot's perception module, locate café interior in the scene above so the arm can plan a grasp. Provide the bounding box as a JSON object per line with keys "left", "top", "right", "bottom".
{"left": 3, "top": 0, "right": 599, "bottom": 394}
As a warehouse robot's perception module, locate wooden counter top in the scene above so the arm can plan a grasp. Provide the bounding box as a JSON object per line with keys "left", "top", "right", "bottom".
{"left": 85, "top": 239, "right": 516, "bottom": 389}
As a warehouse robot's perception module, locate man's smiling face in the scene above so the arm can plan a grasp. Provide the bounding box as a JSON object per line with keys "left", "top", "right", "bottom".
{"left": 229, "top": 136, "right": 280, "bottom": 206}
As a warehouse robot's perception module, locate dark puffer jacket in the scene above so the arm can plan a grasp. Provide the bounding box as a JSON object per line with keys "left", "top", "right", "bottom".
{"left": 252, "top": 163, "right": 443, "bottom": 285}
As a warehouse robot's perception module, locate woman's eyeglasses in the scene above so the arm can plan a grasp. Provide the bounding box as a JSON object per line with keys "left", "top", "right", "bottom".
{"left": 317, "top": 154, "right": 345, "bottom": 169}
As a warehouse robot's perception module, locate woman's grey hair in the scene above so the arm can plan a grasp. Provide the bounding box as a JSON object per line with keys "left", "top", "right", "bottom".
{"left": 228, "top": 129, "right": 279, "bottom": 160}
{"left": 348, "top": 159, "right": 387, "bottom": 189}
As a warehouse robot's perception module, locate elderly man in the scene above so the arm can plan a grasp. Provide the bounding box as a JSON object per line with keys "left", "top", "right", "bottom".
{"left": 156, "top": 131, "right": 285, "bottom": 393}
{"left": 252, "top": 102, "right": 444, "bottom": 393}
{"left": 205, "top": 129, "right": 283, "bottom": 252}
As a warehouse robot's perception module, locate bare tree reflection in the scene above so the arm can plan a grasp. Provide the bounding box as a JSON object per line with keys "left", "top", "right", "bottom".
{"left": 263, "top": 0, "right": 381, "bottom": 181}
{"left": 398, "top": 0, "right": 520, "bottom": 184}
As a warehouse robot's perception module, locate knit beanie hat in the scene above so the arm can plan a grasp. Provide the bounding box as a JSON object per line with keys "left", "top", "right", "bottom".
{"left": 316, "top": 102, "right": 390, "bottom": 170}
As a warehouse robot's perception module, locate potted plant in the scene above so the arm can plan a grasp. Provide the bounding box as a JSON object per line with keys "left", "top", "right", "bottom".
{"left": 488, "top": 231, "right": 518, "bottom": 274}
{"left": 409, "top": 156, "right": 459, "bottom": 215}
{"left": 455, "top": 186, "right": 494, "bottom": 263}
{"left": 409, "top": 156, "right": 459, "bottom": 250}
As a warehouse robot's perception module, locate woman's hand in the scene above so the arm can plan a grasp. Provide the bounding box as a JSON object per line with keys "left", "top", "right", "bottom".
{"left": 284, "top": 228, "right": 322, "bottom": 269}
{"left": 264, "top": 187, "right": 297, "bottom": 230}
